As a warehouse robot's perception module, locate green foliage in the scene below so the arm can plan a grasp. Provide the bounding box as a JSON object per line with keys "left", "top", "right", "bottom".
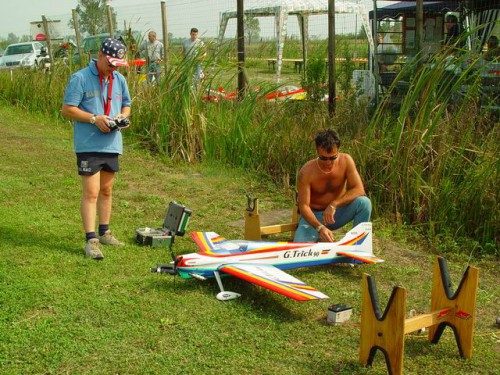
{"left": 244, "top": 15, "right": 261, "bottom": 44}
{"left": 364, "top": 48, "right": 499, "bottom": 253}
{"left": 301, "top": 43, "right": 327, "bottom": 102}
{"left": 71, "top": 0, "right": 117, "bottom": 35}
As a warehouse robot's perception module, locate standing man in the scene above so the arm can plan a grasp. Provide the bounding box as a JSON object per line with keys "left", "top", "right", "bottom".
{"left": 139, "top": 30, "right": 164, "bottom": 84}
{"left": 61, "top": 38, "right": 131, "bottom": 260}
{"left": 182, "top": 27, "right": 206, "bottom": 84}
{"left": 294, "top": 129, "right": 371, "bottom": 243}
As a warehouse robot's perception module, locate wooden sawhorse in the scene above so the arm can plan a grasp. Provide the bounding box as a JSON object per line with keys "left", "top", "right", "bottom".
{"left": 359, "top": 257, "right": 479, "bottom": 375}
{"left": 244, "top": 194, "right": 299, "bottom": 241}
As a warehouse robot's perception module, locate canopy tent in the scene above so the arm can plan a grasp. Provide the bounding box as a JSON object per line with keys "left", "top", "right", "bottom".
{"left": 216, "top": 0, "right": 372, "bottom": 83}
{"left": 370, "top": 1, "right": 499, "bottom": 52}
{"left": 376, "top": 0, "right": 499, "bottom": 12}
{"left": 369, "top": 1, "right": 461, "bottom": 20}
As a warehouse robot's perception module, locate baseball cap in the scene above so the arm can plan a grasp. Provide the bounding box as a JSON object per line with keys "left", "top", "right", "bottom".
{"left": 100, "top": 38, "right": 129, "bottom": 67}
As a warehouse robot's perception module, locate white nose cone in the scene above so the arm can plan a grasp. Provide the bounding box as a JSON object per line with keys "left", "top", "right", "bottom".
{"left": 216, "top": 291, "right": 241, "bottom": 301}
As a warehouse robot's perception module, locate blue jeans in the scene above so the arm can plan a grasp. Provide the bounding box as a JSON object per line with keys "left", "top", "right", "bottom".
{"left": 293, "top": 196, "right": 372, "bottom": 242}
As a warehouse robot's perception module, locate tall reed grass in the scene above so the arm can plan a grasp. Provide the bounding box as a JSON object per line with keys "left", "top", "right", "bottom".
{"left": 361, "top": 45, "right": 499, "bottom": 254}
{"left": 0, "top": 41, "right": 497, "bottom": 254}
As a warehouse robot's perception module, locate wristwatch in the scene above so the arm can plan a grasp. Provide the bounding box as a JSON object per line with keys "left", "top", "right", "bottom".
{"left": 89, "top": 115, "right": 96, "bottom": 124}
{"left": 316, "top": 224, "right": 325, "bottom": 232}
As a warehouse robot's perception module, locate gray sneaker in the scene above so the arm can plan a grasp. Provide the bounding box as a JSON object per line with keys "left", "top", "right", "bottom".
{"left": 85, "top": 238, "right": 104, "bottom": 260}
{"left": 99, "top": 230, "right": 124, "bottom": 246}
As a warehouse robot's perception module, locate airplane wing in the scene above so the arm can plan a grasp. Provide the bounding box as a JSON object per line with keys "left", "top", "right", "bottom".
{"left": 336, "top": 251, "right": 384, "bottom": 264}
{"left": 219, "top": 263, "right": 329, "bottom": 302}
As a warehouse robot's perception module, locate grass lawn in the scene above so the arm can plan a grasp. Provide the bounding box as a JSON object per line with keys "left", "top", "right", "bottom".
{"left": 0, "top": 104, "right": 498, "bottom": 374}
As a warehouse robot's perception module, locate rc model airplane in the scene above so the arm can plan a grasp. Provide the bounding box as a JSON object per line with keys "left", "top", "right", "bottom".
{"left": 154, "top": 221, "right": 383, "bottom": 301}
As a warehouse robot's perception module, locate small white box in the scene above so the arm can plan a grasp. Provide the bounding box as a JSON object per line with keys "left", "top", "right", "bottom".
{"left": 327, "top": 304, "right": 352, "bottom": 325}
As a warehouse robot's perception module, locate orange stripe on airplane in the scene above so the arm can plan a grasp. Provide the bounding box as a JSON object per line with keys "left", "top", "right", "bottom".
{"left": 339, "top": 232, "right": 367, "bottom": 246}
{"left": 222, "top": 266, "right": 318, "bottom": 301}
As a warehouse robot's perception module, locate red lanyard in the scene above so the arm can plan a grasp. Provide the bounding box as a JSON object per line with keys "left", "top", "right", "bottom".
{"left": 96, "top": 62, "right": 114, "bottom": 116}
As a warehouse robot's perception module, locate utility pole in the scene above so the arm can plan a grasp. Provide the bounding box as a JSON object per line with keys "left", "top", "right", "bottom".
{"left": 416, "top": 0, "right": 424, "bottom": 58}
{"left": 237, "top": 0, "right": 247, "bottom": 100}
{"left": 328, "top": 0, "right": 336, "bottom": 115}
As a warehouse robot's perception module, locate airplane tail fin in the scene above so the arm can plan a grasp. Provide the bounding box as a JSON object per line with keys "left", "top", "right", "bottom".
{"left": 338, "top": 222, "right": 373, "bottom": 254}
{"left": 191, "top": 232, "right": 227, "bottom": 252}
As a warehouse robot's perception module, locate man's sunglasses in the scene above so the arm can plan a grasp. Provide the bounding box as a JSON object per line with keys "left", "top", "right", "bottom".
{"left": 318, "top": 154, "right": 339, "bottom": 161}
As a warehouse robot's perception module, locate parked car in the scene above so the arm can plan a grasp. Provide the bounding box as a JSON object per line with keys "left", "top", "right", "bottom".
{"left": 0, "top": 42, "right": 47, "bottom": 70}
{"left": 73, "top": 31, "right": 143, "bottom": 65}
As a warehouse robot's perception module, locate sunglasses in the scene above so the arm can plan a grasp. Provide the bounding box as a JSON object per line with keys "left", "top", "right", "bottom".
{"left": 318, "top": 154, "right": 339, "bottom": 161}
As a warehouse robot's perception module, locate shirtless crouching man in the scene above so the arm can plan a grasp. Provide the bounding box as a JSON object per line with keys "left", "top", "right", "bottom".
{"left": 294, "top": 129, "right": 371, "bottom": 242}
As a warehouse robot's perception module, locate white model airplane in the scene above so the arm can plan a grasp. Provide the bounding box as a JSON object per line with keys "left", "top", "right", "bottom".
{"left": 155, "top": 222, "right": 383, "bottom": 301}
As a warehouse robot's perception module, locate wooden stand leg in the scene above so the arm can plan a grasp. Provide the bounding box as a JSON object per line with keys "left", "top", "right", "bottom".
{"left": 244, "top": 194, "right": 299, "bottom": 241}
{"left": 360, "top": 274, "right": 407, "bottom": 375}
{"left": 359, "top": 257, "right": 479, "bottom": 375}
{"left": 428, "top": 257, "right": 479, "bottom": 358}
{"left": 244, "top": 195, "right": 262, "bottom": 241}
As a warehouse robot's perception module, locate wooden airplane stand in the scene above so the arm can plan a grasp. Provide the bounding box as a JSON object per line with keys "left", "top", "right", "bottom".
{"left": 244, "top": 194, "right": 299, "bottom": 240}
{"left": 359, "top": 257, "right": 479, "bottom": 375}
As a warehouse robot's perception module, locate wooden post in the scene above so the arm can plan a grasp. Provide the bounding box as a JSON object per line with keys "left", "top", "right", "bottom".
{"left": 161, "top": 1, "right": 169, "bottom": 71}
{"left": 359, "top": 257, "right": 479, "bottom": 375}
{"left": 72, "top": 9, "right": 84, "bottom": 68}
{"left": 41, "top": 16, "right": 53, "bottom": 69}
{"left": 106, "top": 3, "right": 114, "bottom": 38}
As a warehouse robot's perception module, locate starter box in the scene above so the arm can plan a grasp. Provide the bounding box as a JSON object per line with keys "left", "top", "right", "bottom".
{"left": 136, "top": 201, "right": 192, "bottom": 248}
{"left": 327, "top": 304, "right": 353, "bottom": 325}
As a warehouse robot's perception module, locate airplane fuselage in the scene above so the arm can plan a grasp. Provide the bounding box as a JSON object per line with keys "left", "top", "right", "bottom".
{"left": 176, "top": 241, "right": 367, "bottom": 279}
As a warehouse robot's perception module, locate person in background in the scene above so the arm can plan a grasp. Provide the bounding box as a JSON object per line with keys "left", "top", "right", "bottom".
{"left": 444, "top": 14, "right": 460, "bottom": 45}
{"left": 139, "top": 30, "right": 164, "bottom": 84}
{"left": 294, "top": 129, "right": 371, "bottom": 243}
{"left": 61, "top": 38, "right": 131, "bottom": 260}
{"left": 182, "top": 27, "right": 206, "bottom": 84}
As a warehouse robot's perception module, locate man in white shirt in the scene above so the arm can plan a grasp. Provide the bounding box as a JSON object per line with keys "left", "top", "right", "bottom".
{"left": 182, "top": 27, "right": 206, "bottom": 84}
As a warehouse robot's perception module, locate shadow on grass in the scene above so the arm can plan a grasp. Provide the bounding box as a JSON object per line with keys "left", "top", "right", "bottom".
{"left": 0, "top": 225, "right": 82, "bottom": 257}
{"left": 145, "top": 272, "right": 301, "bottom": 322}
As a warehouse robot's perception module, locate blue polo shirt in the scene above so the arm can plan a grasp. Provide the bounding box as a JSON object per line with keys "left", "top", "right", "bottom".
{"left": 63, "top": 60, "right": 131, "bottom": 154}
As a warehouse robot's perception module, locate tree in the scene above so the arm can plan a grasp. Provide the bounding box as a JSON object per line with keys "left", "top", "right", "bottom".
{"left": 69, "top": 0, "right": 117, "bottom": 36}
{"left": 7, "top": 33, "right": 19, "bottom": 44}
{"left": 244, "top": 15, "right": 260, "bottom": 44}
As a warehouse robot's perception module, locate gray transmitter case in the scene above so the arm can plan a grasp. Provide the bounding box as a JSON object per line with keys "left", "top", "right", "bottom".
{"left": 135, "top": 201, "right": 191, "bottom": 248}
